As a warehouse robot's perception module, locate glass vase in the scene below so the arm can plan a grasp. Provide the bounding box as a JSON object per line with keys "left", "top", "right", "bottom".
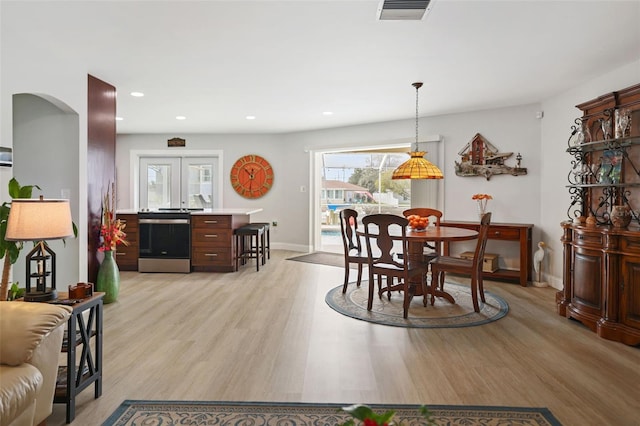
{"left": 96, "top": 250, "right": 120, "bottom": 304}
{"left": 477, "top": 203, "right": 488, "bottom": 221}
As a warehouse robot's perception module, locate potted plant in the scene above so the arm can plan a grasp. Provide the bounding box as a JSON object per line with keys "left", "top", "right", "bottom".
{"left": 340, "top": 404, "right": 434, "bottom": 425}
{"left": 0, "top": 178, "right": 40, "bottom": 301}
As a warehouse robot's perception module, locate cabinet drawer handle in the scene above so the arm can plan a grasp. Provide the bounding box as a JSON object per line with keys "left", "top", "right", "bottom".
{"left": 493, "top": 231, "right": 500, "bottom": 236}
{"left": 205, "top": 253, "right": 218, "bottom": 257}
{"left": 205, "top": 234, "right": 218, "bottom": 238}
{"left": 577, "top": 235, "right": 584, "bottom": 240}
{"left": 204, "top": 220, "right": 218, "bottom": 224}
{"left": 115, "top": 252, "right": 125, "bottom": 256}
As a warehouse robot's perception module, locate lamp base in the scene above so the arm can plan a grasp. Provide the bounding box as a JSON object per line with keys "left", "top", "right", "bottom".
{"left": 24, "top": 288, "right": 58, "bottom": 302}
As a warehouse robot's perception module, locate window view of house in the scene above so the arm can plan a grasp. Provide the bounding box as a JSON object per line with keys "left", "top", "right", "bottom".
{"left": 320, "top": 151, "right": 411, "bottom": 252}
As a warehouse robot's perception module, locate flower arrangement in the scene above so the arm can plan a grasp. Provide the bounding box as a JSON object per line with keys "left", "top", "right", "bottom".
{"left": 99, "top": 183, "right": 128, "bottom": 252}
{"left": 472, "top": 193, "right": 492, "bottom": 220}
{"left": 339, "top": 404, "right": 434, "bottom": 426}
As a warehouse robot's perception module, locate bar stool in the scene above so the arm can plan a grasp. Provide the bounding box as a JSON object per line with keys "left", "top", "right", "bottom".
{"left": 234, "top": 224, "right": 265, "bottom": 271}
{"left": 248, "top": 222, "right": 270, "bottom": 263}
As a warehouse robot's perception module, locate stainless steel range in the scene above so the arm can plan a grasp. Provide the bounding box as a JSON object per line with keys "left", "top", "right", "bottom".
{"left": 138, "top": 210, "right": 194, "bottom": 273}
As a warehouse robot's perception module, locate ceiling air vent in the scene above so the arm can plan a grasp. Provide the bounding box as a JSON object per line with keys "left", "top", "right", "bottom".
{"left": 377, "top": 0, "right": 432, "bottom": 20}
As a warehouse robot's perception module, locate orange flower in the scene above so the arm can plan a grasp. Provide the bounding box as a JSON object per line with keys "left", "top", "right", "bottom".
{"left": 472, "top": 193, "right": 493, "bottom": 200}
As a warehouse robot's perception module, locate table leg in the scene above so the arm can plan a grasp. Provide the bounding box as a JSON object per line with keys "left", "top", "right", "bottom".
{"left": 95, "top": 302, "right": 103, "bottom": 398}
{"left": 66, "top": 312, "right": 76, "bottom": 423}
{"left": 408, "top": 241, "right": 456, "bottom": 305}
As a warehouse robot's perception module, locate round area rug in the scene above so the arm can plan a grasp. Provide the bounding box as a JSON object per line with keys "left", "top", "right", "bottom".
{"left": 325, "top": 281, "right": 508, "bottom": 328}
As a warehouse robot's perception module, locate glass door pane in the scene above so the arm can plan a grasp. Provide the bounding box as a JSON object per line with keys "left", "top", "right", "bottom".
{"left": 182, "top": 157, "right": 218, "bottom": 209}
{"left": 140, "top": 157, "right": 181, "bottom": 210}
{"left": 317, "top": 151, "right": 413, "bottom": 253}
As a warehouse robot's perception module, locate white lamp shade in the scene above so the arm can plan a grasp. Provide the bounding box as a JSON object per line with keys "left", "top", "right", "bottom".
{"left": 5, "top": 198, "right": 74, "bottom": 241}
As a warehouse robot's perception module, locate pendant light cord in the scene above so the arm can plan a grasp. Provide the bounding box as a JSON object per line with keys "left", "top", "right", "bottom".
{"left": 413, "top": 82, "right": 423, "bottom": 151}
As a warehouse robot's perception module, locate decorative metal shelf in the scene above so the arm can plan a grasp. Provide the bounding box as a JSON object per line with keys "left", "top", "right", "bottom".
{"left": 565, "top": 115, "right": 640, "bottom": 225}
{"left": 567, "top": 135, "right": 640, "bottom": 153}
{"left": 566, "top": 183, "right": 640, "bottom": 188}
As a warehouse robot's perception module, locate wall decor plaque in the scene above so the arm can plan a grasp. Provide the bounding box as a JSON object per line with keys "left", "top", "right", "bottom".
{"left": 454, "top": 133, "right": 527, "bottom": 180}
{"left": 168, "top": 137, "right": 185, "bottom": 147}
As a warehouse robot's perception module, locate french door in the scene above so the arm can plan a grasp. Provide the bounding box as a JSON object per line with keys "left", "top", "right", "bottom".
{"left": 139, "top": 157, "right": 219, "bottom": 210}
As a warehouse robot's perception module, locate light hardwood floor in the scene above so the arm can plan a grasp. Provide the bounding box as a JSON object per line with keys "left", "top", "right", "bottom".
{"left": 47, "top": 250, "right": 640, "bottom": 425}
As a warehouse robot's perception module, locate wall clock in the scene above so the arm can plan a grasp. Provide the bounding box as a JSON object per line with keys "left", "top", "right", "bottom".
{"left": 230, "top": 154, "right": 274, "bottom": 199}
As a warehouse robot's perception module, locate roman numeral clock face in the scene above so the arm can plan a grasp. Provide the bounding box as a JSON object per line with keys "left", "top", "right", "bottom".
{"left": 230, "top": 154, "right": 274, "bottom": 199}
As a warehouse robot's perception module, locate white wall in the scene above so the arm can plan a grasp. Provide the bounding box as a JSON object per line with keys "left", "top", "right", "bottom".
{"left": 1, "top": 17, "right": 91, "bottom": 283}
{"left": 12, "top": 94, "right": 81, "bottom": 290}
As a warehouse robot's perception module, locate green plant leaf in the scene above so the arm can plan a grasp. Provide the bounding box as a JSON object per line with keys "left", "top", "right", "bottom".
{"left": 340, "top": 405, "right": 396, "bottom": 425}
{"left": 341, "top": 405, "right": 376, "bottom": 421}
{"left": 7, "top": 178, "right": 20, "bottom": 199}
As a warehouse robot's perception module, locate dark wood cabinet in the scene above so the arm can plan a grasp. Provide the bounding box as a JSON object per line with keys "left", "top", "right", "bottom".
{"left": 620, "top": 253, "right": 640, "bottom": 332}
{"left": 115, "top": 213, "right": 138, "bottom": 271}
{"left": 113, "top": 211, "right": 256, "bottom": 272}
{"left": 558, "top": 83, "right": 640, "bottom": 346}
{"left": 191, "top": 214, "right": 250, "bottom": 272}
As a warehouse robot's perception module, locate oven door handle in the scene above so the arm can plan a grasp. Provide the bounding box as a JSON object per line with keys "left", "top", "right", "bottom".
{"left": 139, "top": 218, "right": 190, "bottom": 225}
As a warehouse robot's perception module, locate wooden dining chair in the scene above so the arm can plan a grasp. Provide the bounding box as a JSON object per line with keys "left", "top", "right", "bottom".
{"left": 402, "top": 208, "right": 443, "bottom": 263}
{"left": 362, "top": 214, "right": 429, "bottom": 318}
{"left": 338, "top": 209, "right": 367, "bottom": 293}
{"left": 429, "top": 212, "right": 492, "bottom": 312}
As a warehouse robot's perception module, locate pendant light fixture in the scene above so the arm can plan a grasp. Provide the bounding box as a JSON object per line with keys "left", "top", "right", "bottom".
{"left": 391, "top": 82, "right": 443, "bottom": 180}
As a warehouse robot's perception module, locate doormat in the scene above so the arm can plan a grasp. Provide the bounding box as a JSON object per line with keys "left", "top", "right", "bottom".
{"left": 288, "top": 251, "right": 356, "bottom": 269}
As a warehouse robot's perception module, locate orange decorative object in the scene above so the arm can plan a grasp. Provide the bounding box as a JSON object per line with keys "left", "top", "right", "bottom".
{"left": 68, "top": 282, "right": 93, "bottom": 299}
{"left": 407, "top": 214, "right": 429, "bottom": 230}
{"left": 230, "top": 154, "right": 274, "bottom": 199}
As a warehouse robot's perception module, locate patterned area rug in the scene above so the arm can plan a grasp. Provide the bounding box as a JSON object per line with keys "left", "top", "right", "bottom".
{"left": 103, "top": 401, "right": 562, "bottom": 425}
{"left": 325, "top": 281, "right": 508, "bottom": 328}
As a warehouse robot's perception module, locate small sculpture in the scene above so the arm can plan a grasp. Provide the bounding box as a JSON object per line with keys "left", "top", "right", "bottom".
{"left": 610, "top": 205, "right": 631, "bottom": 228}
{"left": 533, "top": 241, "right": 548, "bottom": 288}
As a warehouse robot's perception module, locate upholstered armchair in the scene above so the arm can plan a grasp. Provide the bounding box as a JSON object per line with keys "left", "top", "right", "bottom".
{"left": 0, "top": 301, "right": 71, "bottom": 426}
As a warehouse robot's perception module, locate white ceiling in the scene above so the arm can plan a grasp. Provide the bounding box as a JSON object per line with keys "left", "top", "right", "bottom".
{"left": 3, "top": 0, "right": 640, "bottom": 134}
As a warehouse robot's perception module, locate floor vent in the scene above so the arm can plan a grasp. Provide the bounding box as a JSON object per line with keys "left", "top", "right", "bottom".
{"left": 377, "top": 0, "right": 432, "bottom": 20}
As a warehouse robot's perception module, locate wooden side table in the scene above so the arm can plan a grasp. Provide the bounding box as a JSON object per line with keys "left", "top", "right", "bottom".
{"left": 441, "top": 221, "right": 534, "bottom": 286}
{"left": 51, "top": 292, "right": 104, "bottom": 423}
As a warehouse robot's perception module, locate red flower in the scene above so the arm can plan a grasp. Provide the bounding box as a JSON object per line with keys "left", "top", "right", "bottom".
{"left": 99, "top": 183, "right": 129, "bottom": 252}
{"left": 363, "top": 419, "right": 387, "bottom": 426}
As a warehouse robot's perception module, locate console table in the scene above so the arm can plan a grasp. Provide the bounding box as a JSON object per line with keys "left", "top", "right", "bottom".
{"left": 52, "top": 292, "right": 103, "bottom": 423}
{"left": 440, "top": 221, "right": 534, "bottom": 286}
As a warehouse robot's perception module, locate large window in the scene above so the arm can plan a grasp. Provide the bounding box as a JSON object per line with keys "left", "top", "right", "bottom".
{"left": 318, "top": 151, "right": 412, "bottom": 252}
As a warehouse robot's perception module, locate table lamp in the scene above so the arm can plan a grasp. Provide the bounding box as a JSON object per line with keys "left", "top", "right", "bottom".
{"left": 5, "top": 196, "right": 74, "bottom": 301}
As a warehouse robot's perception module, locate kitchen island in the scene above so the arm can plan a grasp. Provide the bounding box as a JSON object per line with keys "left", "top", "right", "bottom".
{"left": 116, "top": 208, "right": 263, "bottom": 272}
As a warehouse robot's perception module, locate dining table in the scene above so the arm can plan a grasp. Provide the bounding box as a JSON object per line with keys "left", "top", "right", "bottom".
{"left": 405, "top": 226, "right": 479, "bottom": 304}
{"left": 358, "top": 224, "right": 479, "bottom": 306}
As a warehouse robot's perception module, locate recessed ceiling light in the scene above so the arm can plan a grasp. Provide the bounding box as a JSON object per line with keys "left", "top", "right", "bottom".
{"left": 115, "top": 117, "right": 123, "bottom": 121}
{"left": 176, "top": 116, "right": 186, "bottom": 120}
{"left": 323, "top": 111, "right": 333, "bottom": 116}
{"left": 130, "top": 92, "right": 144, "bottom": 97}
{"left": 246, "top": 115, "right": 256, "bottom": 120}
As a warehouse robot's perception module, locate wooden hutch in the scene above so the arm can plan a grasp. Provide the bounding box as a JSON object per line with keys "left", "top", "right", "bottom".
{"left": 557, "top": 83, "right": 640, "bottom": 346}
